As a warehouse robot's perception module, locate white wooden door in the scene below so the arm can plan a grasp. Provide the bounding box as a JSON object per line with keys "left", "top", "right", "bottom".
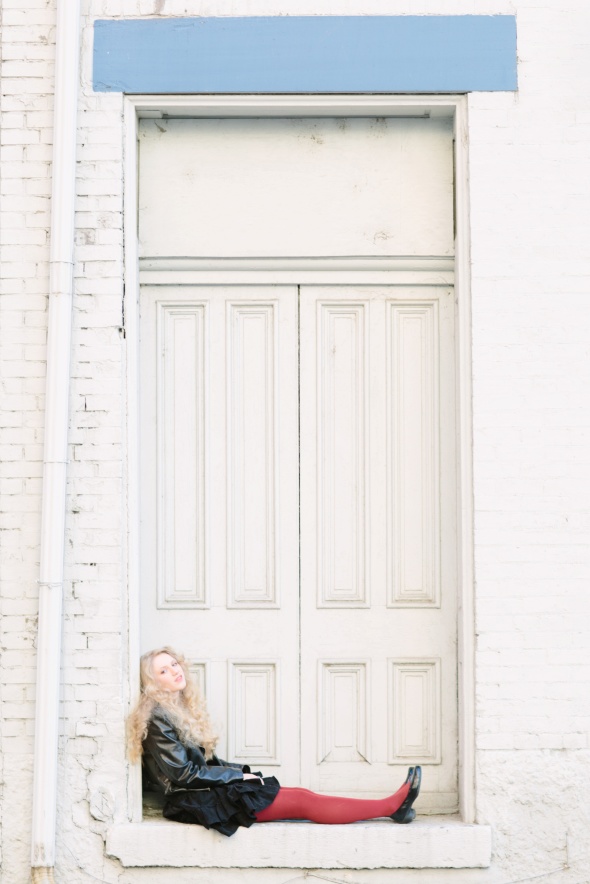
{"left": 140, "top": 281, "right": 457, "bottom": 810}
{"left": 140, "top": 285, "right": 300, "bottom": 783}
{"left": 300, "top": 285, "right": 457, "bottom": 813}
{"left": 138, "top": 113, "right": 458, "bottom": 811}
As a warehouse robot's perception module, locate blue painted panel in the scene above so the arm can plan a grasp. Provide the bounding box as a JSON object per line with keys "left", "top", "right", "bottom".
{"left": 93, "top": 16, "right": 517, "bottom": 94}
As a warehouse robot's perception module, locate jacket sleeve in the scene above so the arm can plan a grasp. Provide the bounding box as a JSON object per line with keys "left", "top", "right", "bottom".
{"left": 144, "top": 712, "right": 245, "bottom": 789}
{"left": 210, "top": 754, "right": 251, "bottom": 774}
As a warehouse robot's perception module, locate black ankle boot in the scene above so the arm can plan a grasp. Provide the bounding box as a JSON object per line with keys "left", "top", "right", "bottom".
{"left": 391, "top": 766, "right": 421, "bottom": 824}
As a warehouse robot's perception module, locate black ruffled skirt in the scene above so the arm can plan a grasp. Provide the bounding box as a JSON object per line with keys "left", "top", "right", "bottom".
{"left": 163, "top": 776, "right": 281, "bottom": 837}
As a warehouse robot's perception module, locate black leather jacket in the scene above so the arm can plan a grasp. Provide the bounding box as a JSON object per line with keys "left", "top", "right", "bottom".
{"left": 142, "top": 707, "right": 250, "bottom": 796}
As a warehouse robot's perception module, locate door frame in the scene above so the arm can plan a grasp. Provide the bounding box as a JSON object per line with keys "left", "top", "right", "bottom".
{"left": 122, "top": 93, "right": 475, "bottom": 823}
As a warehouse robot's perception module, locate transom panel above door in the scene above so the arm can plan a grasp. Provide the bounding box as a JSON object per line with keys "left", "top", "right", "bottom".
{"left": 138, "top": 116, "right": 454, "bottom": 259}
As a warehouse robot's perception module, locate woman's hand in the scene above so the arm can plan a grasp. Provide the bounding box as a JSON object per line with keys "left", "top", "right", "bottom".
{"left": 243, "top": 772, "right": 264, "bottom": 784}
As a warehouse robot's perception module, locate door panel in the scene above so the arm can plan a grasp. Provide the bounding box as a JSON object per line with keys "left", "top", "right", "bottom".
{"left": 300, "top": 286, "right": 457, "bottom": 812}
{"left": 140, "top": 285, "right": 300, "bottom": 781}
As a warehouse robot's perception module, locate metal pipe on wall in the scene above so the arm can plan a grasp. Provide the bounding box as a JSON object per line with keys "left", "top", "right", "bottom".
{"left": 31, "top": 0, "right": 81, "bottom": 879}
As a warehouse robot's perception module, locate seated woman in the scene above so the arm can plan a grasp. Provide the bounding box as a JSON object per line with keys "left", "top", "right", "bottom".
{"left": 127, "top": 646, "right": 422, "bottom": 837}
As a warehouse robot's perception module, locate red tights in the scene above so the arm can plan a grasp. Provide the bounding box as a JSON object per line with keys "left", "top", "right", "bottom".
{"left": 255, "top": 781, "right": 410, "bottom": 825}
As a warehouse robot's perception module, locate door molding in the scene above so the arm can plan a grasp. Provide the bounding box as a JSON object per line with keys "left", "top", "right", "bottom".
{"left": 123, "top": 93, "right": 474, "bottom": 823}
{"left": 139, "top": 256, "right": 454, "bottom": 288}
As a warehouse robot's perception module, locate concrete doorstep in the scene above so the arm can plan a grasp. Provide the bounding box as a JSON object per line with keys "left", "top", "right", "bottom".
{"left": 107, "top": 817, "right": 492, "bottom": 869}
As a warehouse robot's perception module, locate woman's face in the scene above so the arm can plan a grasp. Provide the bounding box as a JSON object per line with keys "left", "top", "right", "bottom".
{"left": 151, "top": 652, "right": 186, "bottom": 693}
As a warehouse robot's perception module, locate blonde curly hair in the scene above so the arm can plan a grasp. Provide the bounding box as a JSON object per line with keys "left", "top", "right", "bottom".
{"left": 126, "top": 646, "right": 218, "bottom": 763}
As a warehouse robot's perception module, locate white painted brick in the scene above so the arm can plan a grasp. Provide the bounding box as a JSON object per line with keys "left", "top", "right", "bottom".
{"left": 26, "top": 178, "right": 52, "bottom": 196}
{"left": 25, "top": 144, "right": 54, "bottom": 163}
{"left": 0, "top": 111, "right": 27, "bottom": 128}
{"left": 2, "top": 60, "right": 53, "bottom": 78}
{"left": 86, "top": 634, "right": 121, "bottom": 651}
{"left": 1, "top": 599, "right": 38, "bottom": 617}
{"left": 0, "top": 145, "right": 25, "bottom": 162}
{"left": 76, "top": 721, "right": 108, "bottom": 738}
{"left": 2, "top": 194, "right": 48, "bottom": 213}
{"left": 0, "top": 721, "right": 27, "bottom": 738}
{"left": 1, "top": 177, "right": 27, "bottom": 195}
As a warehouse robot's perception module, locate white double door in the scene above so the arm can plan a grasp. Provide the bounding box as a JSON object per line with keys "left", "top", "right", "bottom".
{"left": 140, "top": 281, "right": 457, "bottom": 812}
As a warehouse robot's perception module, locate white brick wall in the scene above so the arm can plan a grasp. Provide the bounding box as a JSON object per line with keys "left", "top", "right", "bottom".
{"left": 1, "top": 1, "right": 56, "bottom": 879}
{"left": 1, "top": 1, "right": 589, "bottom": 881}
{"left": 468, "top": 4, "right": 590, "bottom": 870}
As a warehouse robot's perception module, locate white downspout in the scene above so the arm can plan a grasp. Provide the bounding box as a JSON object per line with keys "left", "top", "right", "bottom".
{"left": 31, "top": 1, "right": 81, "bottom": 881}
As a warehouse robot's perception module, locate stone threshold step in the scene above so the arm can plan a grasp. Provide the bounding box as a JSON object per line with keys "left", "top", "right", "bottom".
{"left": 107, "top": 817, "right": 492, "bottom": 869}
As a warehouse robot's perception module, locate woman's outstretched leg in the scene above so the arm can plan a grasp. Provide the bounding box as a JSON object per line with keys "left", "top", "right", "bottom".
{"left": 255, "top": 779, "right": 411, "bottom": 825}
